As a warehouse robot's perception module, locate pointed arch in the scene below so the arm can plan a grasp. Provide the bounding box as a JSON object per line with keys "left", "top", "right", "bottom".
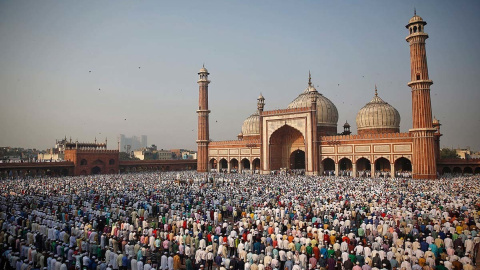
{"left": 241, "top": 158, "right": 251, "bottom": 170}
{"left": 269, "top": 125, "right": 305, "bottom": 170}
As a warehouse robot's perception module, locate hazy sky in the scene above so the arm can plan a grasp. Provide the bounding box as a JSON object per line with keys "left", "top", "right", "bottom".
{"left": 1, "top": 1, "right": 479, "bottom": 151}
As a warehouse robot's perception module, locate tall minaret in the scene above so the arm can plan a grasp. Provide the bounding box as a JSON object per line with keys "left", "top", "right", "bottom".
{"left": 197, "top": 65, "right": 210, "bottom": 172}
{"left": 406, "top": 11, "right": 437, "bottom": 179}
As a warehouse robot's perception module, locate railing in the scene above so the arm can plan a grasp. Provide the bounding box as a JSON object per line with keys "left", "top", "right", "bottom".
{"left": 320, "top": 132, "right": 411, "bottom": 141}
{"left": 119, "top": 159, "right": 197, "bottom": 166}
{"left": 210, "top": 140, "right": 261, "bottom": 145}
{"left": 0, "top": 161, "right": 74, "bottom": 168}
{"left": 261, "top": 107, "right": 310, "bottom": 116}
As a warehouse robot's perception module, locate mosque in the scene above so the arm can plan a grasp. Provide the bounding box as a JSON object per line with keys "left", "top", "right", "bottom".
{"left": 196, "top": 13, "right": 441, "bottom": 179}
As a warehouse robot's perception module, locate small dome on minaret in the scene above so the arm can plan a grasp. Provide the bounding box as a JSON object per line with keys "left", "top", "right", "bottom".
{"left": 198, "top": 64, "right": 209, "bottom": 74}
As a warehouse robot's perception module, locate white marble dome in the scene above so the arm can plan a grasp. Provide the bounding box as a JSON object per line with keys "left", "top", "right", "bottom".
{"left": 241, "top": 112, "right": 260, "bottom": 136}
{"left": 287, "top": 84, "right": 339, "bottom": 127}
{"left": 356, "top": 89, "right": 400, "bottom": 132}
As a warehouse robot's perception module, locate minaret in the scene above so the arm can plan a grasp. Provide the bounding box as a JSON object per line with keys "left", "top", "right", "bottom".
{"left": 406, "top": 11, "right": 437, "bottom": 179}
{"left": 196, "top": 65, "right": 210, "bottom": 172}
{"left": 257, "top": 93, "right": 265, "bottom": 173}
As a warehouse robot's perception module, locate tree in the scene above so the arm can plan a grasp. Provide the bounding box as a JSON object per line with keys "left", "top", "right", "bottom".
{"left": 440, "top": 148, "right": 460, "bottom": 159}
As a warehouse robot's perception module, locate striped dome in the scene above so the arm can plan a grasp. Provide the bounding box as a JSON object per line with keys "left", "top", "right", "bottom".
{"left": 241, "top": 112, "right": 260, "bottom": 136}
{"left": 287, "top": 84, "right": 338, "bottom": 127}
{"left": 356, "top": 89, "right": 400, "bottom": 132}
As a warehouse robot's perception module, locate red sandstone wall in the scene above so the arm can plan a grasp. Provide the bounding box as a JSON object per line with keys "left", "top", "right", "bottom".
{"left": 357, "top": 128, "right": 400, "bottom": 135}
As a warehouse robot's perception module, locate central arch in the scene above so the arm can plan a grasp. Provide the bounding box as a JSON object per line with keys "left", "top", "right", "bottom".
{"left": 91, "top": 166, "right": 101, "bottom": 174}
{"left": 290, "top": 150, "right": 305, "bottom": 169}
{"left": 269, "top": 125, "right": 305, "bottom": 170}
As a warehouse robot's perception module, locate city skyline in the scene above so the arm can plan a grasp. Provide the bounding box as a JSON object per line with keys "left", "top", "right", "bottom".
{"left": 1, "top": 1, "right": 479, "bottom": 151}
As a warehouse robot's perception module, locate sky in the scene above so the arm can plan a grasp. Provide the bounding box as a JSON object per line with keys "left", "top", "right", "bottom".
{"left": 1, "top": 0, "right": 479, "bottom": 151}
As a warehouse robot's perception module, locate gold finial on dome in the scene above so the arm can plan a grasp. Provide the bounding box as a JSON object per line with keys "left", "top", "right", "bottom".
{"left": 375, "top": 84, "right": 378, "bottom": 97}
{"left": 308, "top": 71, "right": 312, "bottom": 87}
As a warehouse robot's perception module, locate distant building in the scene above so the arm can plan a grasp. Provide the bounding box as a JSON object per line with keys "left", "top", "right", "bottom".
{"left": 38, "top": 137, "right": 68, "bottom": 161}
{"left": 170, "top": 149, "right": 197, "bottom": 160}
{"left": 455, "top": 148, "right": 480, "bottom": 159}
{"left": 133, "top": 145, "right": 162, "bottom": 160}
{"left": 182, "top": 151, "right": 197, "bottom": 160}
{"left": 64, "top": 139, "right": 119, "bottom": 175}
{"left": 157, "top": 149, "right": 173, "bottom": 160}
{"left": 119, "top": 134, "right": 147, "bottom": 152}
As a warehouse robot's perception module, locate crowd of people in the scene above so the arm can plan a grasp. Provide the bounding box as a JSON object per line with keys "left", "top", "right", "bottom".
{"left": 0, "top": 172, "right": 479, "bottom": 270}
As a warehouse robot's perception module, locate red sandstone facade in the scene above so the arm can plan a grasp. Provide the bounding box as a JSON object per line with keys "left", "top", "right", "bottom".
{"left": 199, "top": 13, "right": 446, "bottom": 179}
{"left": 196, "top": 67, "right": 210, "bottom": 173}
{"left": 64, "top": 142, "right": 119, "bottom": 175}
{"left": 406, "top": 13, "right": 437, "bottom": 179}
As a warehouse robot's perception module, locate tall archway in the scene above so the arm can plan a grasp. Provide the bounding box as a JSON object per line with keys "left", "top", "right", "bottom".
{"left": 219, "top": 159, "right": 228, "bottom": 172}
{"left": 475, "top": 167, "right": 480, "bottom": 175}
{"left": 394, "top": 157, "right": 412, "bottom": 177}
{"left": 230, "top": 158, "right": 239, "bottom": 172}
{"left": 209, "top": 158, "right": 217, "bottom": 170}
{"left": 394, "top": 157, "right": 412, "bottom": 172}
{"left": 290, "top": 150, "right": 305, "bottom": 169}
{"left": 252, "top": 158, "right": 260, "bottom": 171}
{"left": 91, "top": 166, "right": 101, "bottom": 174}
{"left": 375, "top": 157, "right": 390, "bottom": 172}
{"left": 356, "top": 158, "right": 371, "bottom": 171}
{"left": 463, "top": 167, "right": 473, "bottom": 175}
{"left": 375, "top": 157, "right": 390, "bottom": 177}
{"left": 339, "top": 158, "right": 352, "bottom": 172}
{"left": 241, "top": 159, "right": 250, "bottom": 170}
{"left": 356, "top": 157, "right": 371, "bottom": 177}
{"left": 322, "top": 158, "right": 335, "bottom": 175}
{"left": 269, "top": 125, "right": 305, "bottom": 170}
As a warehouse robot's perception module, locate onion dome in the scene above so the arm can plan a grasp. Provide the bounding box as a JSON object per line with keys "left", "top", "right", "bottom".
{"left": 409, "top": 14, "right": 423, "bottom": 24}
{"left": 287, "top": 73, "right": 338, "bottom": 127}
{"left": 241, "top": 112, "right": 260, "bottom": 136}
{"left": 406, "top": 9, "right": 427, "bottom": 28}
{"left": 198, "top": 66, "right": 208, "bottom": 74}
{"left": 356, "top": 86, "right": 401, "bottom": 134}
